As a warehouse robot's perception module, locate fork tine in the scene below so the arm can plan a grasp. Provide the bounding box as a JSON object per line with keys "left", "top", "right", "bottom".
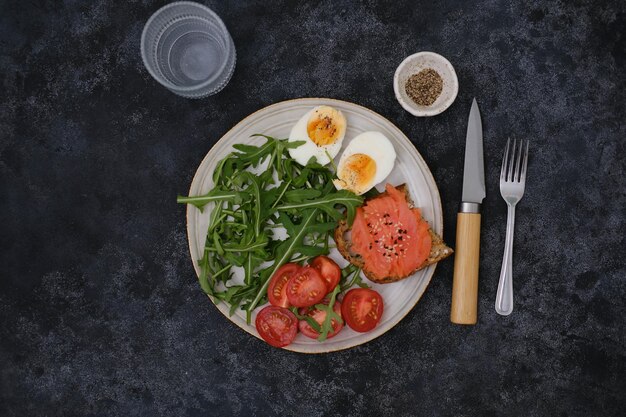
{"left": 507, "top": 138, "right": 517, "bottom": 182}
{"left": 501, "top": 138, "right": 510, "bottom": 181}
{"left": 520, "top": 140, "right": 529, "bottom": 181}
{"left": 514, "top": 138, "right": 523, "bottom": 182}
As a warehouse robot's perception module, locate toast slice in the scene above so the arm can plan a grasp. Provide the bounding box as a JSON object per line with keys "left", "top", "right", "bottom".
{"left": 335, "top": 184, "right": 453, "bottom": 284}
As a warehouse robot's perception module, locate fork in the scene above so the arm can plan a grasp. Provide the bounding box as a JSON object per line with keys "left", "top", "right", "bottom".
{"left": 495, "top": 138, "right": 529, "bottom": 316}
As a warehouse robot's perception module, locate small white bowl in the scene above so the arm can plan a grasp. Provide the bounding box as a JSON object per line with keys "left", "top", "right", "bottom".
{"left": 393, "top": 51, "right": 459, "bottom": 117}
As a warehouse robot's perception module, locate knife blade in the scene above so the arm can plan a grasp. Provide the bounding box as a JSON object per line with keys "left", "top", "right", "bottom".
{"left": 450, "top": 98, "right": 485, "bottom": 325}
{"left": 462, "top": 99, "right": 485, "bottom": 204}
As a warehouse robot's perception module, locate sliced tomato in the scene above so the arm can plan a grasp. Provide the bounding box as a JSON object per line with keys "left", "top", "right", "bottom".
{"left": 341, "top": 288, "right": 384, "bottom": 332}
{"left": 255, "top": 305, "right": 298, "bottom": 348}
{"left": 267, "top": 263, "right": 300, "bottom": 308}
{"left": 310, "top": 255, "right": 341, "bottom": 293}
{"left": 298, "top": 299, "right": 344, "bottom": 339}
{"left": 286, "top": 266, "right": 327, "bottom": 307}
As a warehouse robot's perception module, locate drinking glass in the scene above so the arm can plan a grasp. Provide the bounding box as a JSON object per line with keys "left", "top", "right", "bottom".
{"left": 141, "top": 1, "right": 236, "bottom": 98}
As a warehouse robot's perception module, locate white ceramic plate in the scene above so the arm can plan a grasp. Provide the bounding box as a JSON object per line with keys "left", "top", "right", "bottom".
{"left": 185, "top": 98, "right": 443, "bottom": 353}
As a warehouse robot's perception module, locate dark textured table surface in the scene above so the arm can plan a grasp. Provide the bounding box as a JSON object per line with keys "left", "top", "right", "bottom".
{"left": 1, "top": 0, "right": 625, "bottom": 416}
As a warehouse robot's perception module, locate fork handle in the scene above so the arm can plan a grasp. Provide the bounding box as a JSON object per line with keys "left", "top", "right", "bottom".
{"left": 495, "top": 204, "right": 516, "bottom": 315}
{"left": 451, "top": 212, "right": 481, "bottom": 325}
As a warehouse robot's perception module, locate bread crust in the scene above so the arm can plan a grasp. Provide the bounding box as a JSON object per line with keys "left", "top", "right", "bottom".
{"left": 334, "top": 184, "right": 453, "bottom": 284}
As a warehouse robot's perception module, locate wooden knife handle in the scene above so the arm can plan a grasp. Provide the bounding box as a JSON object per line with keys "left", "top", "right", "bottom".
{"left": 450, "top": 212, "right": 482, "bottom": 325}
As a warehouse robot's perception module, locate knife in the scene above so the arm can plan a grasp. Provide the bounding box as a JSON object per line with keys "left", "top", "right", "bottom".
{"left": 450, "top": 98, "right": 485, "bottom": 325}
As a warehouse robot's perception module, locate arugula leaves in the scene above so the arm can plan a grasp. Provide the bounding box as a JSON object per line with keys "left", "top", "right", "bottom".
{"left": 176, "top": 189, "right": 244, "bottom": 211}
{"left": 275, "top": 190, "right": 363, "bottom": 225}
{"left": 314, "top": 285, "right": 343, "bottom": 342}
{"left": 178, "top": 135, "right": 364, "bottom": 324}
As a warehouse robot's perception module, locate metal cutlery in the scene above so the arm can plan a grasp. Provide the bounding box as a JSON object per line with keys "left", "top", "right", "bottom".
{"left": 495, "top": 138, "right": 529, "bottom": 316}
{"left": 451, "top": 98, "right": 485, "bottom": 325}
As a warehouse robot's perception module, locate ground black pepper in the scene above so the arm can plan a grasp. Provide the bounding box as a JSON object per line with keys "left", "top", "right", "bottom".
{"left": 405, "top": 68, "right": 443, "bottom": 106}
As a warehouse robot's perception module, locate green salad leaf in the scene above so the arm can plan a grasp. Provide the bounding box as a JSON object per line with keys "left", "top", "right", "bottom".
{"left": 275, "top": 189, "right": 363, "bottom": 225}
{"left": 178, "top": 135, "right": 365, "bottom": 324}
{"left": 176, "top": 188, "right": 244, "bottom": 211}
{"left": 315, "top": 284, "right": 343, "bottom": 342}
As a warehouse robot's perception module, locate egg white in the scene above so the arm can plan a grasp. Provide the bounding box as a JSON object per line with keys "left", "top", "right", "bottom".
{"left": 334, "top": 131, "right": 396, "bottom": 194}
{"left": 288, "top": 107, "right": 345, "bottom": 166}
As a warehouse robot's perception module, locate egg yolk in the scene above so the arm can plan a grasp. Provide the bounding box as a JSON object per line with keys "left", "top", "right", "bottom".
{"left": 338, "top": 153, "right": 377, "bottom": 194}
{"left": 307, "top": 106, "right": 344, "bottom": 146}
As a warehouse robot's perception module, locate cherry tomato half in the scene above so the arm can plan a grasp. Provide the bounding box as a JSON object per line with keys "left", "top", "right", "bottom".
{"left": 286, "top": 266, "right": 327, "bottom": 308}
{"left": 310, "top": 255, "right": 341, "bottom": 293}
{"left": 341, "top": 288, "right": 384, "bottom": 332}
{"left": 298, "top": 299, "right": 344, "bottom": 339}
{"left": 267, "top": 263, "right": 300, "bottom": 308}
{"left": 255, "top": 305, "right": 298, "bottom": 348}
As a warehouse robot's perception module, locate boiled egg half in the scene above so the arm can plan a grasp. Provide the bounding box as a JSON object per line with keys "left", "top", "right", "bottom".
{"left": 333, "top": 131, "right": 396, "bottom": 195}
{"left": 288, "top": 106, "right": 347, "bottom": 166}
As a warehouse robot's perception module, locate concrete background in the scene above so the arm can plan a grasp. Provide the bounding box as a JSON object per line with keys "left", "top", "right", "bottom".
{"left": 1, "top": 0, "right": 624, "bottom": 415}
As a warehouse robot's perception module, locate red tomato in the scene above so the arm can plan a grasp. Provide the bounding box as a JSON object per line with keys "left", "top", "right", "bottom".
{"left": 267, "top": 263, "right": 300, "bottom": 308}
{"left": 310, "top": 256, "right": 341, "bottom": 293}
{"left": 298, "top": 299, "right": 344, "bottom": 339}
{"left": 286, "top": 266, "right": 327, "bottom": 307}
{"left": 341, "top": 288, "right": 384, "bottom": 332}
{"left": 255, "top": 305, "right": 298, "bottom": 348}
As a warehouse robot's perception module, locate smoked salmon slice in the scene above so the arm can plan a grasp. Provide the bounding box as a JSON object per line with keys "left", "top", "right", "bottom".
{"left": 335, "top": 184, "right": 453, "bottom": 283}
